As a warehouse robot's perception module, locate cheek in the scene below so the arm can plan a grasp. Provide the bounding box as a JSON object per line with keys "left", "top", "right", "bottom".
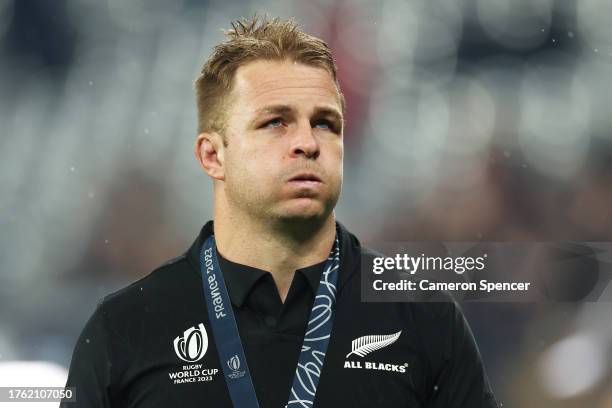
{"left": 227, "top": 149, "right": 277, "bottom": 185}
{"left": 223, "top": 151, "right": 249, "bottom": 185}
{"left": 327, "top": 142, "right": 344, "bottom": 170}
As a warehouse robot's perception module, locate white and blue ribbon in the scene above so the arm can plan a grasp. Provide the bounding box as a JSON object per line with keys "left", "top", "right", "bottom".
{"left": 286, "top": 237, "right": 340, "bottom": 407}
{"left": 199, "top": 232, "right": 340, "bottom": 408}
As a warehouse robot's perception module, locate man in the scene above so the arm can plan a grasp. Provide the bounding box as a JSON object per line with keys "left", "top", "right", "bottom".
{"left": 62, "top": 16, "right": 498, "bottom": 408}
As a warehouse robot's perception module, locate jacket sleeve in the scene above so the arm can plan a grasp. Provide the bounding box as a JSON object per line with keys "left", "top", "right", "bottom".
{"left": 60, "top": 299, "right": 113, "bottom": 408}
{"left": 426, "top": 300, "right": 498, "bottom": 408}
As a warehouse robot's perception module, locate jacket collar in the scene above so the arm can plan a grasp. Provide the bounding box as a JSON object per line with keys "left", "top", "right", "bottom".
{"left": 216, "top": 251, "right": 327, "bottom": 308}
{"left": 185, "top": 219, "right": 360, "bottom": 303}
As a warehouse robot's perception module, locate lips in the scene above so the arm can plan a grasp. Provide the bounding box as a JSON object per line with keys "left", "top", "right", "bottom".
{"left": 288, "top": 173, "right": 322, "bottom": 183}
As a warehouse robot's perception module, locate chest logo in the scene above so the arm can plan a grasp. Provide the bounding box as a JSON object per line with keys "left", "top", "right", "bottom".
{"left": 346, "top": 331, "right": 402, "bottom": 358}
{"left": 173, "top": 323, "right": 208, "bottom": 362}
{"left": 344, "top": 331, "right": 408, "bottom": 374}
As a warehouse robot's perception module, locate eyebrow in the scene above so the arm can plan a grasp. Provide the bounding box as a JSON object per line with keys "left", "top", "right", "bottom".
{"left": 250, "top": 104, "right": 344, "bottom": 127}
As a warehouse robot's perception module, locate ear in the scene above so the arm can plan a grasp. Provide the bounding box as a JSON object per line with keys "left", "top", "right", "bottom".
{"left": 194, "top": 132, "right": 225, "bottom": 181}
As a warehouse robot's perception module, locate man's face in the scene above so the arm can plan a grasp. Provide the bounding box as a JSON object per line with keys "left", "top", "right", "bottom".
{"left": 220, "top": 59, "right": 344, "bottom": 224}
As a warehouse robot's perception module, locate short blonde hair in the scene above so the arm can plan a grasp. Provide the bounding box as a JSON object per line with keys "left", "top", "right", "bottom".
{"left": 195, "top": 16, "right": 345, "bottom": 135}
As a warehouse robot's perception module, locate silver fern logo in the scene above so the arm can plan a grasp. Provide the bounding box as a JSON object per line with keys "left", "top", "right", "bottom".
{"left": 346, "top": 331, "right": 402, "bottom": 358}
{"left": 343, "top": 331, "right": 408, "bottom": 374}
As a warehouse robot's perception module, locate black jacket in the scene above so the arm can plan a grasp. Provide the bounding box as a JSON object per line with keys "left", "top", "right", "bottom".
{"left": 62, "top": 220, "right": 498, "bottom": 407}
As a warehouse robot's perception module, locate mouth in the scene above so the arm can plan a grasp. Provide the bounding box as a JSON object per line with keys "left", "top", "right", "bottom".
{"left": 288, "top": 173, "right": 323, "bottom": 183}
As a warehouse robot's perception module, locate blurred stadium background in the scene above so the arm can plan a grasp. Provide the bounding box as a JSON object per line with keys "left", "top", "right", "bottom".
{"left": 1, "top": 0, "right": 612, "bottom": 406}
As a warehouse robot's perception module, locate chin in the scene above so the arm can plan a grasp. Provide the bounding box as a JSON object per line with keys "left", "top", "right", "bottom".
{"left": 276, "top": 199, "right": 329, "bottom": 221}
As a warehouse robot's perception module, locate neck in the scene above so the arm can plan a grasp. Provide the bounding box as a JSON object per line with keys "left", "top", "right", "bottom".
{"left": 213, "top": 208, "right": 336, "bottom": 303}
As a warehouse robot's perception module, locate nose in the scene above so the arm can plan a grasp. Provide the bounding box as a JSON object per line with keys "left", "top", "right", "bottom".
{"left": 289, "top": 120, "right": 320, "bottom": 159}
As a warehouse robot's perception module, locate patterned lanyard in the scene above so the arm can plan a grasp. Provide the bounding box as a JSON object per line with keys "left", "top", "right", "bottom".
{"left": 199, "top": 233, "right": 340, "bottom": 408}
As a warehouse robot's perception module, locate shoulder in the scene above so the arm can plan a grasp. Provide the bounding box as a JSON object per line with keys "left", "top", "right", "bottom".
{"left": 99, "top": 254, "right": 197, "bottom": 317}
{"left": 358, "top": 243, "right": 462, "bottom": 327}
{"left": 338, "top": 223, "right": 464, "bottom": 334}
{"left": 360, "top": 245, "right": 384, "bottom": 260}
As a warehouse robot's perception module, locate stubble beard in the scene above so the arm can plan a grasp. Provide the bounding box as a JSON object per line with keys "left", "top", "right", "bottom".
{"left": 224, "top": 177, "right": 340, "bottom": 234}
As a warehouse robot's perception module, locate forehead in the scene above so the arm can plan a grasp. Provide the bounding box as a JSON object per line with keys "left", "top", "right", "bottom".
{"left": 231, "top": 60, "right": 342, "bottom": 113}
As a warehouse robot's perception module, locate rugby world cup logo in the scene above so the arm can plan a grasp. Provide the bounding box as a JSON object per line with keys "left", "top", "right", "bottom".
{"left": 173, "top": 323, "right": 208, "bottom": 362}
{"left": 227, "top": 354, "right": 246, "bottom": 379}
{"left": 227, "top": 355, "right": 240, "bottom": 371}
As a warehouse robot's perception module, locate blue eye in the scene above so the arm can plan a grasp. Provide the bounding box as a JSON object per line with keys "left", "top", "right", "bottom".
{"left": 264, "top": 118, "right": 283, "bottom": 128}
{"left": 314, "top": 120, "right": 338, "bottom": 132}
